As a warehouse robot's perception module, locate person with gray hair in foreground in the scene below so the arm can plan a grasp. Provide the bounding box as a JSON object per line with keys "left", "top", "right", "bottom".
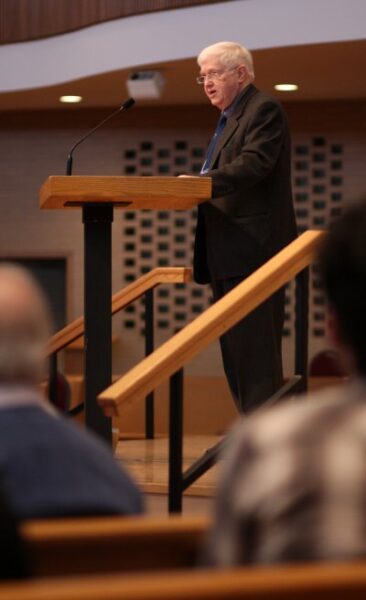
{"left": 206, "top": 202, "right": 366, "bottom": 565}
{"left": 0, "top": 264, "right": 142, "bottom": 519}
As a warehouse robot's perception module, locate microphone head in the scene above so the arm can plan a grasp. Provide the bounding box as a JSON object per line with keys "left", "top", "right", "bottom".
{"left": 122, "top": 97, "right": 135, "bottom": 110}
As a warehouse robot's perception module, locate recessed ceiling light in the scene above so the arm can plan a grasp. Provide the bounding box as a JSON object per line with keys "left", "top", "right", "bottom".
{"left": 274, "top": 84, "right": 298, "bottom": 92}
{"left": 59, "top": 95, "right": 83, "bottom": 103}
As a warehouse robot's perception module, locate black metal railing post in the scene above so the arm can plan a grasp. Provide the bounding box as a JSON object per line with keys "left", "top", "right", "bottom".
{"left": 168, "top": 368, "right": 184, "bottom": 513}
{"left": 145, "top": 288, "right": 155, "bottom": 439}
{"left": 295, "top": 267, "right": 309, "bottom": 393}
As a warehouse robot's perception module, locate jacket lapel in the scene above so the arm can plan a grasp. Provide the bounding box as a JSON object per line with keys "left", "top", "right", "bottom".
{"left": 210, "top": 84, "right": 258, "bottom": 168}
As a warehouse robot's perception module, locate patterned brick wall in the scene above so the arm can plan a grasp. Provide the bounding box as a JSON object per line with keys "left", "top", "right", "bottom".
{"left": 119, "top": 134, "right": 345, "bottom": 354}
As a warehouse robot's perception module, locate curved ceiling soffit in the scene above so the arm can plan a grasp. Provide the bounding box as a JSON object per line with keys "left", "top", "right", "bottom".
{"left": 0, "top": 0, "right": 365, "bottom": 93}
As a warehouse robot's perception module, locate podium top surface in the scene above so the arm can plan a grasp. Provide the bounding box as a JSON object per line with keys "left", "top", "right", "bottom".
{"left": 40, "top": 176, "right": 212, "bottom": 210}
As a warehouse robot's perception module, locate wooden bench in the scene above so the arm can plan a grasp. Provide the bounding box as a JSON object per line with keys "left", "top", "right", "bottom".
{"left": 2, "top": 561, "right": 366, "bottom": 599}
{"left": 21, "top": 514, "right": 210, "bottom": 577}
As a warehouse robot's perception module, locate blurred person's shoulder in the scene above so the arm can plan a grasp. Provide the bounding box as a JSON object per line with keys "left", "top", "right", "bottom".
{"left": 225, "top": 378, "right": 365, "bottom": 457}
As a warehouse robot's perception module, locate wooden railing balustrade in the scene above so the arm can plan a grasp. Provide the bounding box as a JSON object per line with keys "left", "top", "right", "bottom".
{"left": 48, "top": 267, "right": 192, "bottom": 355}
{"left": 98, "top": 230, "right": 326, "bottom": 511}
{"left": 48, "top": 266, "right": 192, "bottom": 438}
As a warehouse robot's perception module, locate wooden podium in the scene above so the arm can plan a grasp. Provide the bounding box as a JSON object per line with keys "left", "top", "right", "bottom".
{"left": 40, "top": 176, "right": 211, "bottom": 443}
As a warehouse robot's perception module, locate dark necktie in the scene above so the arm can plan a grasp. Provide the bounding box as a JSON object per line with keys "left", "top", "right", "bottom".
{"left": 201, "top": 113, "right": 227, "bottom": 174}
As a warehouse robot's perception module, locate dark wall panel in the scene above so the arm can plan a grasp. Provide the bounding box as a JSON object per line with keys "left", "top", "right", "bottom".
{"left": 0, "top": 0, "right": 230, "bottom": 44}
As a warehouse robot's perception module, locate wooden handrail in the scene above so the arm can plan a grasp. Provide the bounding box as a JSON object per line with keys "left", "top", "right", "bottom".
{"left": 99, "top": 230, "right": 325, "bottom": 416}
{"left": 47, "top": 267, "right": 192, "bottom": 356}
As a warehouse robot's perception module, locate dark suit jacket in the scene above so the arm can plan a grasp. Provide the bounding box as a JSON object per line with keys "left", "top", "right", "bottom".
{"left": 194, "top": 84, "right": 297, "bottom": 283}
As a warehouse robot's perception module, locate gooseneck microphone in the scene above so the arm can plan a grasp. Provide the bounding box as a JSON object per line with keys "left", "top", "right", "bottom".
{"left": 66, "top": 97, "right": 135, "bottom": 175}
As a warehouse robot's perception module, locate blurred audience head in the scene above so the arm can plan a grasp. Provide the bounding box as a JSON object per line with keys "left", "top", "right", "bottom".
{"left": 0, "top": 264, "right": 51, "bottom": 384}
{"left": 319, "top": 202, "right": 366, "bottom": 377}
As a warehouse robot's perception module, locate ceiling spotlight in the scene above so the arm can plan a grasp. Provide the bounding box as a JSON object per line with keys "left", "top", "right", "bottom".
{"left": 59, "top": 95, "right": 83, "bottom": 103}
{"left": 274, "top": 84, "right": 298, "bottom": 92}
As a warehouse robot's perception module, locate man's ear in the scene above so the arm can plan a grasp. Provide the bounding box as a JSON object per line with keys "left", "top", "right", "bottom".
{"left": 238, "top": 65, "right": 248, "bottom": 83}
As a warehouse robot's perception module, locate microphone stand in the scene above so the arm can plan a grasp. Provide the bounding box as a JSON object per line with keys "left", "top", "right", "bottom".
{"left": 66, "top": 97, "right": 135, "bottom": 175}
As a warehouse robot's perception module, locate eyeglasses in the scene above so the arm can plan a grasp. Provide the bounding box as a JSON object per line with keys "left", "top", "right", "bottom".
{"left": 196, "top": 67, "right": 238, "bottom": 85}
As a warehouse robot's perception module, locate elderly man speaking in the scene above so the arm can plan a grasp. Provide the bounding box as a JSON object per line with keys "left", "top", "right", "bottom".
{"left": 193, "top": 41, "right": 297, "bottom": 414}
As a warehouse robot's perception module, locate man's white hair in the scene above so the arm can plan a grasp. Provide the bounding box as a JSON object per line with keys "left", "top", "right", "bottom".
{"left": 197, "top": 41, "right": 255, "bottom": 81}
{"left": 0, "top": 264, "right": 52, "bottom": 383}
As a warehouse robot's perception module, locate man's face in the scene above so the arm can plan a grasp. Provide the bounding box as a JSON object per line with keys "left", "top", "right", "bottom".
{"left": 199, "top": 55, "right": 246, "bottom": 111}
